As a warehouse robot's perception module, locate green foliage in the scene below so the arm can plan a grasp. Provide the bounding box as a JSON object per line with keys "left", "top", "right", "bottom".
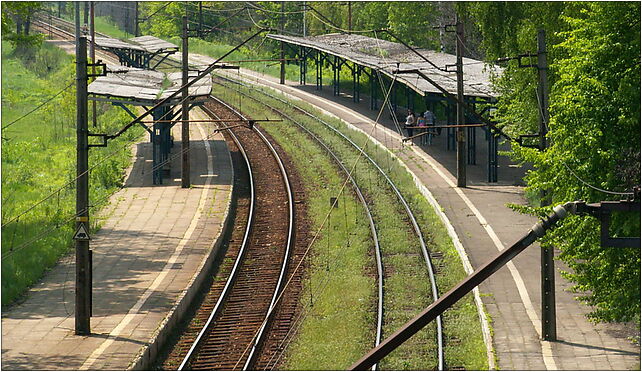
{"left": 1, "top": 42, "right": 143, "bottom": 306}
{"left": 212, "top": 80, "right": 487, "bottom": 370}
{"left": 468, "top": 2, "right": 640, "bottom": 322}
{"left": 387, "top": 2, "right": 439, "bottom": 48}
{"left": 139, "top": 2, "right": 185, "bottom": 39}
{"left": 1, "top": 1, "right": 44, "bottom": 49}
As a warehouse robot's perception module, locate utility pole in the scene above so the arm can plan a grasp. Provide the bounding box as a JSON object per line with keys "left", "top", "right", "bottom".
{"left": 279, "top": 1, "right": 286, "bottom": 84}
{"left": 347, "top": 1, "right": 352, "bottom": 33}
{"left": 75, "top": 3, "right": 91, "bottom": 335}
{"left": 90, "top": 1, "right": 96, "bottom": 127}
{"left": 537, "top": 29, "right": 556, "bottom": 341}
{"left": 83, "top": 2, "right": 89, "bottom": 27}
{"left": 134, "top": 1, "right": 140, "bottom": 37}
{"left": 302, "top": 1, "right": 306, "bottom": 37}
{"left": 181, "top": 16, "right": 190, "bottom": 188}
{"left": 455, "top": 17, "right": 466, "bottom": 187}
{"left": 199, "top": 1, "right": 203, "bottom": 38}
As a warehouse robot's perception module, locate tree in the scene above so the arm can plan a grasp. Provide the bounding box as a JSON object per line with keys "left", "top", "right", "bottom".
{"left": 463, "top": 2, "right": 640, "bottom": 322}
{"left": 2, "top": 1, "right": 43, "bottom": 50}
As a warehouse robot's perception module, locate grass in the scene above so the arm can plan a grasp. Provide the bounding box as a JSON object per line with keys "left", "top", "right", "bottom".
{"left": 1, "top": 41, "right": 144, "bottom": 306}
{"left": 214, "top": 84, "right": 376, "bottom": 369}
{"left": 211, "top": 80, "right": 488, "bottom": 370}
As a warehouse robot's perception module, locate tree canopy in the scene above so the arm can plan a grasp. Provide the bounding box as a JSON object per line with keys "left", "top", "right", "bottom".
{"left": 462, "top": 1, "right": 640, "bottom": 322}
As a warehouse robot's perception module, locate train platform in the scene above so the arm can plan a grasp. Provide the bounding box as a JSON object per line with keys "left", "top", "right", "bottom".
{"left": 1, "top": 109, "right": 233, "bottom": 370}
{"left": 222, "top": 67, "right": 640, "bottom": 370}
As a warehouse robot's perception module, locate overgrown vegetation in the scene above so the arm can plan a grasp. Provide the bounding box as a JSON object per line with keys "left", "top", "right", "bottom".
{"left": 1, "top": 41, "right": 143, "bottom": 305}
{"left": 211, "top": 79, "right": 487, "bottom": 370}
{"left": 460, "top": 1, "right": 640, "bottom": 323}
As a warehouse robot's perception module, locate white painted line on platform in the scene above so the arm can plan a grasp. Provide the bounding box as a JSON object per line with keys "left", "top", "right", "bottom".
{"left": 81, "top": 114, "right": 215, "bottom": 369}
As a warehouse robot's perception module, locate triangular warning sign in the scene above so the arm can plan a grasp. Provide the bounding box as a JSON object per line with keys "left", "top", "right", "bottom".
{"left": 73, "top": 223, "right": 91, "bottom": 241}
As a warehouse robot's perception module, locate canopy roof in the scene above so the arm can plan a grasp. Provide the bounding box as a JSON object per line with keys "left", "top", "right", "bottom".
{"left": 268, "top": 33, "right": 501, "bottom": 99}
{"left": 88, "top": 65, "right": 211, "bottom": 105}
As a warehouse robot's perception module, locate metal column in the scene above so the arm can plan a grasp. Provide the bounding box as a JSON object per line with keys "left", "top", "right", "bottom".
{"left": 487, "top": 130, "right": 498, "bottom": 182}
{"left": 353, "top": 64, "right": 360, "bottom": 103}
{"left": 467, "top": 100, "right": 476, "bottom": 165}
{"left": 333, "top": 56, "right": 340, "bottom": 96}
{"left": 315, "top": 50, "right": 322, "bottom": 90}
{"left": 181, "top": 16, "right": 190, "bottom": 188}
{"left": 447, "top": 101, "right": 455, "bottom": 151}
{"left": 300, "top": 46, "right": 307, "bottom": 85}
{"left": 75, "top": 33, "right": 91, "bottom": 336}
{"left": 152, "top": 106, "right": 170, "bottom": 185}
{"left": 369, "top": 69, "right": 377, "bottom": 110}
{"left": 538, "top": 29, "right": 556, "bottom": 342}
{"left": 455, "top": 18, "right": 466, "bottom": 187}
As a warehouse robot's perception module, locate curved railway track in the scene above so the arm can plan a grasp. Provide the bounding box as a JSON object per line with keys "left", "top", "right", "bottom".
{"left": 30, "top": 15, "right": 441, "bottom": 368}
{"left": 245, "top": 94, "right": 386, "bottom": 371}
{"left": 173, "top": 97, "right": 296, "bottom": 370}
{"left": 212, "top": 75, "right": 445, "bottom": 370}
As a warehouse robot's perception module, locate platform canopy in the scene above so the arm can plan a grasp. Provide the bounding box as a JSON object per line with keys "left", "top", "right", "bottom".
{"left": 95, "top": 35, "right": 179, "bottom": 70}
{"left": 268, "top": 33, "right": 502, "bottom": 99}
{"left": 94, "top": 36, "right": 145, "bottom": 52}
{"left": 88, "top": 65, "right": 211, "bottom": 105}
{"left": 129, "top": 35, "right": 179, "bottom": 54}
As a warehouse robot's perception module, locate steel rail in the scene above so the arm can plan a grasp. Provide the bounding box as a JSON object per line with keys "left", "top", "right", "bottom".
{"left": 177, "top": 105, "right": 257, "bottom": 371}
{"left": 208, "top": 95, "right": 296, "bottom": 370}
{"left": 214, "top": 75, "right": 444, "bottom": 370}
{"left": 223, "top": 86, "right": 385, "bottom": 371}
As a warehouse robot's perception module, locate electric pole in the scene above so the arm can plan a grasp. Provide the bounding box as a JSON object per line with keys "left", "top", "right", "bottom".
{"left": 75, "top": 3, "right": 91, "bottom": 335}
{"left": 199, "top": 1, "right": 203, "bottom": 38}
{"left": 83, "top": 2, "right": 89, "bottom": 27}
{"left": 302, "top": 1, "right": 306, "bottom": 37}
{"left": 134, "top": 1, "right": 140, "bottom": 37}
{"left": 181, "top": 16, "right": 190, "bottom": 188}
{"left": 348, "top": 1, "right": 352, "bottom": 33}
{"left": 279, "top": 1, "right": 285, "bottom": 84}
{"left": 537, "top": 29, "right": 556, "bottom": 341}
{"left": 90, "top": 1, "right": 96, "bottom": 127}
{"left": 455, "top": 17, "right": 466, "bottom": 187}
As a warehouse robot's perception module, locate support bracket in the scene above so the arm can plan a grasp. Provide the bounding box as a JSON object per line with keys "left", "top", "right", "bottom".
{"left": 88, "top": 133, "right": 108, "bottom": 148}
{"left": 575, "top": 196, "right": 641, "bottom": 248}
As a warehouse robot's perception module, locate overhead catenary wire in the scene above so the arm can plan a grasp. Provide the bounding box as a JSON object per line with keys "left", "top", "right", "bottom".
{"left": 245, "top": 2, "right": 307, "bottom": 15}
{"left": 562, "top": 162, "right": 635, "bottom": 196}
{"left": 1, "top": 92, "right": 189, "bottom": 229}
{"left": 2, "top": 82, "right": 74, "bottom": 130}
{"left": 219, "top": 77, "right": 444, "bottom": 370}
{"left": 225, "top": 66, "right": 399, "bottom": 370}
{"left": 307, "top": 10, "right": 378, "bottom": 34}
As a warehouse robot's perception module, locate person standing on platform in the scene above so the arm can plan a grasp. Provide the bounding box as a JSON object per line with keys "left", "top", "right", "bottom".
{"left": 405, "top": 110, "right": 416, "bottom": 144}
{"left": 424, "top": 108, "right": 436, "bottom": 145}
{"left": 417, "top": 114, "right": 427, "bottom": 145}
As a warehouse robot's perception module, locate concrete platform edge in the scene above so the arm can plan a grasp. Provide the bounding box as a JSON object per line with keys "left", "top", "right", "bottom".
{"left": 127, "top": 159, "right": 235, "bottom": 370}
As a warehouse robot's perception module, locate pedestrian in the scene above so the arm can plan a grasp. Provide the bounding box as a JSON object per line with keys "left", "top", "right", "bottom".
{"left": 405, "top": 110, "right": 416, "bottom": 144}
{"left": 416, "top": 115, "right": 427, "bottom": 145}
{"left": 424, "top": 108, "right": 437, "bottom": 145}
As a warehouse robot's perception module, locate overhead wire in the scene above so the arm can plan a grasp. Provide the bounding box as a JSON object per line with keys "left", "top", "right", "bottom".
{"left": 1, "top": 93, "right": 190, "bottom": 229}
{"left": 227, "top": 66, "right": 399, "bottom": 369}
{"left": 245, "top": 2, "right": 306, "bottom": 15}
{"left": 307, "top": 10, "right": 377, "bottom": 34}
{"left": 562, "top": 162, "right": 635, "bottom": 196}
{"left": 3, "top": 92, "right": 207, "bottom": 261}
{"left": 2, "top": 82, "right": 74, "bottom": 130}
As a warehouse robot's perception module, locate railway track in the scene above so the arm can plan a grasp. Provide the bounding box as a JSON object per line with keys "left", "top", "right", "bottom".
{"left": 30, "top": 14, "right": 440, "bottom": 368}
{"left": 160, "top": 97, "right": 300, "bottom": 371}
{"left": 212, "top": 75, "right": 446, "bottom": 370}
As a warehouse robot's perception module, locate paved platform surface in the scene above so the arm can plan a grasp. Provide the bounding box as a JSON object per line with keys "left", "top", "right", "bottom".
{"left": 223, "top": 67, "right": 640, "bottom": 370}
{"left": 1, "top": 109, "right": 233, "bottom": 370}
